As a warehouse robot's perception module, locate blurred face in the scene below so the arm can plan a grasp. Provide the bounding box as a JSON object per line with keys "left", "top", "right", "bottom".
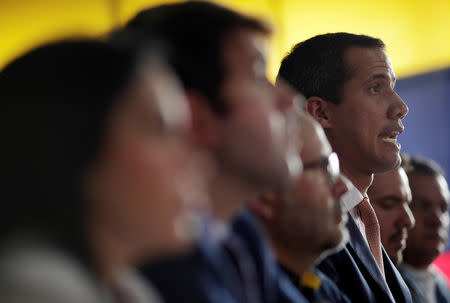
{"left": 368, "top": 168, "right": 415, "bottom": 264}
{"left": 86, "top": 62, "right": 211, "bottom": 262}
{"left": 405, "top": 173, "right": 450, "bottom": 268}
{"left": 216, "top": 28, "right": 301, "bottom": 191}
{"left": 271, "top": 113, "right": 348, "bottom": 256}
{"left": 328, "top": 47, "right": 408, "bottom": 175}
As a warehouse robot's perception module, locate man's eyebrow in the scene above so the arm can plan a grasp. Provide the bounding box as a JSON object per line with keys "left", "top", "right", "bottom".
{"left": 364, "top": 73, "right": 390, "bottom": 83}
{"left": 364, "top": 73, "right": 397, "bottom": 88}
{"left": 412, "top": 196, "right": 432, "bottom": 205}
{"left": 379, "top": 195, "right": 403, "bottom": 203}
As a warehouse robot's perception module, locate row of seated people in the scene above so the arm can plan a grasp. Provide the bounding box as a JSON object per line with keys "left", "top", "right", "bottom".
{"left": 0, "top": 1, "right": 448, "bottom": 303}
{"left": 369, "top": 156, "right": 450, "bottom": 303}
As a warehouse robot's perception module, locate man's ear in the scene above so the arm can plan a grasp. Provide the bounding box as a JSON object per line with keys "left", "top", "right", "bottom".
{"left": 305, "top": 96, "right": 333, "bottom": 129}
{"left": 186, "top": 90, "right": 220, "bottom": 149}
{"left": 248, "top": 192, "right": 278, "bottom": 221}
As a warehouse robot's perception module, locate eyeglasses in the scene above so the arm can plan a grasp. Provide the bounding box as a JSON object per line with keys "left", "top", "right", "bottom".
{"left": 303, "top": 152, "right": 340, "bottom": 185}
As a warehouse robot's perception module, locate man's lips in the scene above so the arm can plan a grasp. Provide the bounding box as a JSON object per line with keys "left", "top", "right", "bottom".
{"left": 379, "top": 123, "right": 404, "bottom": 145}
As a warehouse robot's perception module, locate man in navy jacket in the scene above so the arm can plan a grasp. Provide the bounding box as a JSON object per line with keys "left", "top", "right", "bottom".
{"left": 278, "top": 32, "right": 412, "bottom": 303}
{"left": 125, "top": 2, "right": 307, "bottom": 303}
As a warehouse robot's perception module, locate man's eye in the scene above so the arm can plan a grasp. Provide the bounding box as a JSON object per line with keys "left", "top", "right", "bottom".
{"left": 380, "top": 199, "right": 396, "bottom": 209}
{"left": 369, "top": 84, "right": 381, "bottom": 94}
{"left": 419, "top": 203, "right": 432, "bottom": 211}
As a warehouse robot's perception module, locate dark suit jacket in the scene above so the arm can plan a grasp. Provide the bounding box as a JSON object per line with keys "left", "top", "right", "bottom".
{"left": 231, "top": 210, "right": 309, "bottom": 303}
{"left": 280, "top": 265, "right": 352, "bottom": 303}
{"left": 398, "top": 264, "right": 450, "bottom": 303}
{"left": 317, "top": 215, "right": 412, "bottom": 303}
{"left": 140, "top": 210, "right": 309, "bottom": 303}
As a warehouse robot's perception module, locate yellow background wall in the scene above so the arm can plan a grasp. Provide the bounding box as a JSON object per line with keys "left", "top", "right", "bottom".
{"left": 1, "top": 0, "right": 449, "bottom": 80}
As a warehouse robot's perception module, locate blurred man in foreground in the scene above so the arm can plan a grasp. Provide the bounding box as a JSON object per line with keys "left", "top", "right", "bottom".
{"left": 0, "top": 39, "right": 210, "bottom": 303}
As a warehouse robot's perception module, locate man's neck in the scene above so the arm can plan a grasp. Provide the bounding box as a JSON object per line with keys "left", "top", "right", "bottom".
{"left": 402, "top": 262, "right": 432, "bottom": 273}
{"left": 403, "top": 252, "right": 434, "bottom": 271}
{"left": 273, "top": 245, "right": 317, "bottom": 277}
{"left": 340, "top": 166, "right": 373, "bottom": 196}
{"left": 89, "top": 219, "right": 129, "bottom": 282}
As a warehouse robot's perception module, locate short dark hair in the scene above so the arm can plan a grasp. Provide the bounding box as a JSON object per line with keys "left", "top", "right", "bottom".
{"left": 125, "top": 1, "right": 271, "bottom": 115}
{"left": 402, "top": 155, "right": 446, "bottom": 178}
{"left": 278, "top": 32, "right": 385, "bottom": 104}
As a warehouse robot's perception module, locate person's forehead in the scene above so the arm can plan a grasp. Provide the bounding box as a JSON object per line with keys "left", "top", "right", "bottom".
{"left": 436, "top": 175, "right": 450, "bottom": 202}
{"left": 371, "top": 168, "right": 408, "bottom": 195}
{"left": 140, "top": 62, "right": 190, "bottom": 129}
{"left": 344, "top": 46, "right": 395, "bottom": 82}
{"left": 409, "top": 173, "right": 449, "bottom": 202}
{"left": 222, "top": 28, "right": 267, "bottom": 66}
{"left": 398, "top": 168, "right": 412, "bottom": 199}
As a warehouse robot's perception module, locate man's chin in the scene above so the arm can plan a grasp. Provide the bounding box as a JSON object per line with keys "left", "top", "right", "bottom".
{"left": 392, "top": 153, "right": 402, "bottom": 169}
{"left": 373, "top": 154, "right": 401, "bottom": 174}
{"left": 394, "top": 252, "right": 403, "bottom": 265}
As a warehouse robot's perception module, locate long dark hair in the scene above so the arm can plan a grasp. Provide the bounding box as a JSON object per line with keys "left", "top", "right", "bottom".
{"left": 0, "top": 39, "right": 147, "bottom": 270}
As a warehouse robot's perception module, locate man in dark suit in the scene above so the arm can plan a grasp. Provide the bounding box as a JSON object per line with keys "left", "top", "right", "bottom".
{"left": 124, "top": 2, "right": 307, "bottom": 303}
{"left": 251, "top": 111, "right": 351, "bottom": 302}
{"left": 399, "top": 156, "right": 450, "bottom": 303}
{"left": 278, "top": 32, "right": 412, "bottom": 303}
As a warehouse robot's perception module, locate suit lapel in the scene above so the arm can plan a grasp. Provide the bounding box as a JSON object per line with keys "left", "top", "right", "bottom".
{"left": 383, "top": 249, "right": 412, "bottom": 303}
{"left": 346, "top": 215, "right": 395, "bottom": 302}
{"left": 199, "top": 228, "right": 246, "bottom": 303}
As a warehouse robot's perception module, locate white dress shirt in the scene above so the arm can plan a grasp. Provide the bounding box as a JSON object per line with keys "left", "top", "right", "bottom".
{"left": 340, "top": 175, "right": 369, "bottom": 245}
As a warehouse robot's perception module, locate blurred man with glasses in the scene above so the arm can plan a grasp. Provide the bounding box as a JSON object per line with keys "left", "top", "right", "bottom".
{"left": 251, "top": 111, "right": 351, "bottom": 302}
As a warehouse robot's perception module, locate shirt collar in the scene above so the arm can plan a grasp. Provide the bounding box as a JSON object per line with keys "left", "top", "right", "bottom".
{"left": 401, "top": 263, "right": 436, "bottom": 279}
{"left": 400, "top": 263, "right": 437, "bottom": 303}
{"left": 341, "top": 175, "right": 364, "bottom": 211}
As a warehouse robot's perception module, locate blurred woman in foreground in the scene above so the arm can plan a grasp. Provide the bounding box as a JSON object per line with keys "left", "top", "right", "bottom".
{"left": 0, "top": 39, "right": 210, "bottom": 302}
